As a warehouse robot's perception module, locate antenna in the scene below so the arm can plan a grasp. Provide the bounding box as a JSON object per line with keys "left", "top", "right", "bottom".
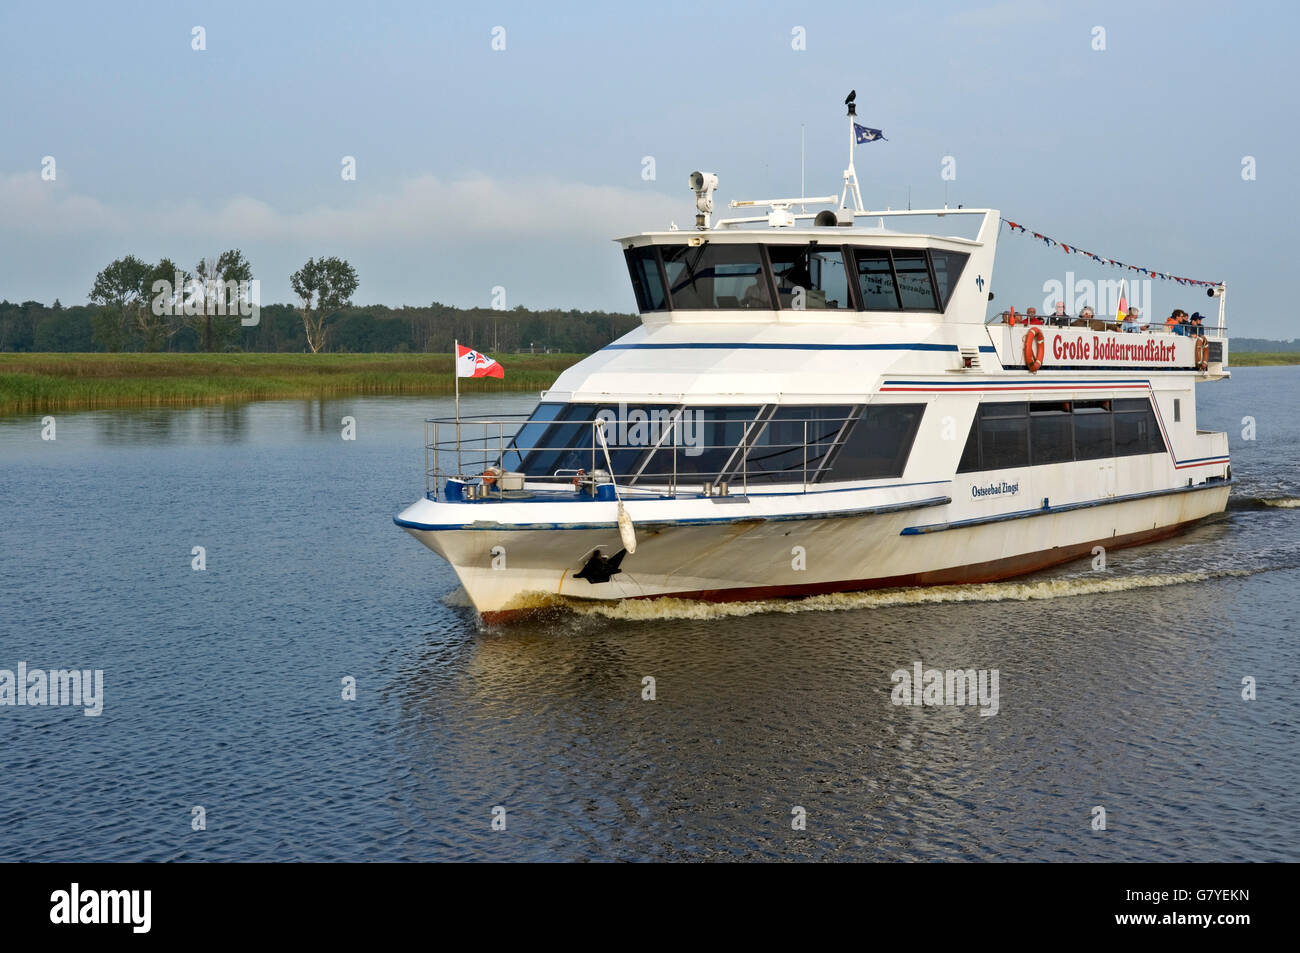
{"left": 800, "top": 124, "right": 806, "bottom": 213}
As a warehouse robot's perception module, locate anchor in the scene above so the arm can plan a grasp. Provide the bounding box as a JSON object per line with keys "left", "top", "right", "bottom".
{"left": 574, "top": 548, "right": 627, "bottom": 585}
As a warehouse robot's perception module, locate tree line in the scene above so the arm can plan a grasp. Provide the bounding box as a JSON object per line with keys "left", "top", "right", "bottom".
{"left": 0, "top": 251, "right": 638, "bottom": 354}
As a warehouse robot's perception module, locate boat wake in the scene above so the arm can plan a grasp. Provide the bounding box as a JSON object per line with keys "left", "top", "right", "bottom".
{"left": 470, "top": 565, "right": 1275, "bottom": 623}
{"left": 1227, "top": 494, "right": 1300, "bottom": 510}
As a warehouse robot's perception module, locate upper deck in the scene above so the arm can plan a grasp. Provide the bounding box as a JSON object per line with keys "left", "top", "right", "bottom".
{"left": 616, "top": 207, "right": 1001, "bottom": 329}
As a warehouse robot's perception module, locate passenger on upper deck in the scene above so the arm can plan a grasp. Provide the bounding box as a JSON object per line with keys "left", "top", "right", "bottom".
{"left": 1066, "top": 308, "right": 1097, "bottom": 330}
{"left": 1026, "top": 307, "right": 1044, "bottom": 326}
{"left": 1122, "top": 306, "right": 1141, "bottom": 333}
{"left": 1189, "top": 312, "right": 1207, "bottom": 336}
{"left": 1165, "top": 309, "right": 1187, "bottom": 333}
{"left": 1051, "top": 301, "right": 1069, "bottom": 326}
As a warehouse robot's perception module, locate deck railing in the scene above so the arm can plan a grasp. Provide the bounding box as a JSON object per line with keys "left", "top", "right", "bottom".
{"left": 989, "top": 316, "right": 1229, "bottom": 338}
{"left": 424, "top": 409, "right": 857, "bottom": 500}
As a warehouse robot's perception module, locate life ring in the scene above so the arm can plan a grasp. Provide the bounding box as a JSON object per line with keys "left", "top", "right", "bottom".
{"left": 1024, "top": 326, "right": 1046, "bottom": 373}
{"left": 480, "top": 469, "right": 498, "bottom": 487}
{"left": 1194, "top": 336, "right": 1210, "bottom": 372}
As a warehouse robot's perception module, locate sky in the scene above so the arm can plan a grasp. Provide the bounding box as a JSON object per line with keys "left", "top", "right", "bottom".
{"left": 1, "top": 0, "right": 1295, "bottom": 337}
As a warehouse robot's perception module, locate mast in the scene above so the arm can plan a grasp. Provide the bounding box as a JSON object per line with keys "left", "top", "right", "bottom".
{"left": 454, "top": 338, "right": 461, "bottom": 476}
{"left": 840, "top": 91, "right": 865, "bottom": 214}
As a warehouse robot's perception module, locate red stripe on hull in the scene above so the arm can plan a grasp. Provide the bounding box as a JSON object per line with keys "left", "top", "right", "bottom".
{"left": 477, "top": 515, "right": 1211, "bottom": 624}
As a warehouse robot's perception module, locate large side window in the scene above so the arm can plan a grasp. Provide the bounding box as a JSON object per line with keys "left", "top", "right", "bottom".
{"left": 594, "top": 405, "right": 678, "bottom": 474}
{"left": 957, "top": 397, "right": 1164, "bottom": 474}
{"left": 624, "top": 246, "right": 667, "bottom": 312}
{"left": 892, "top": 250, "right": 939, "bottom": 310}
{"left": 741, "top": 406, "right": 851, "bottom": 483}
{"left": 1029, "top": 402, "right": 1074, "bottom": 465}
{"left": 516, "top": 402, "right": 598, "bottom": 476}
{"left": 1113, "top": 398, "right": 1166, "bottom": 456}
{"left": 768, "top": 246, "right": 852, "bottom": 310}
{"left": 957, "top": 415, "right": 980, "bottom": 473}
{"left": 929, "top": 249, "right": 969, "bottom": 310}
{"left": 978, "top": 402, "right": 1029, "bottom": 469}
{"left": 1073, "top": 401, "right": 1114, "bottom": 460}
{"left": 501, "top": 402, "right": 564, "bottom": 471}
{"left": 633, "top": 406, "right": 763, "bottom": 483}
{"left": 515, "top": 403, "right": 678, "bottom": 476}
{"left": 827, "top": 404, "right": 926, "bottom": 481}
{"left": 660, "top": 244, "right": 771, "bottom": 310}
{"left": 852, "top": 250, "right": 902, "bottom": 311}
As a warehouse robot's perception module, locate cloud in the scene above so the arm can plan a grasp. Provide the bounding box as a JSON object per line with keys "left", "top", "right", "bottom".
{"left": 0, "top": 172, "right": 117, "bottom": 233}
{"left": 1, "top": 172, "right": 684, "bottom": 245}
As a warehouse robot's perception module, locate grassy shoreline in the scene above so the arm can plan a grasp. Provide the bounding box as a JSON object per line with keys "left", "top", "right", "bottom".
{"left": 1228, "top": 352, "right": 1300, "bottom": 366}
{"left": 1, "top": 350, "right": 1296, "bottom": 414}
{"left": 0, "top": 352, "right": 578, "bottom": 414}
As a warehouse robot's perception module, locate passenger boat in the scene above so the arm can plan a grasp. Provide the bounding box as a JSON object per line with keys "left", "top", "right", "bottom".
{"left": 395, "top": 101, "right": 1232, "bottom": 622}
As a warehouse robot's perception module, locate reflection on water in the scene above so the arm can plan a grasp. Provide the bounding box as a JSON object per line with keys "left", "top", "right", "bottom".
{"left": 0, "top": 372, "right": 1297, "bottom": 861}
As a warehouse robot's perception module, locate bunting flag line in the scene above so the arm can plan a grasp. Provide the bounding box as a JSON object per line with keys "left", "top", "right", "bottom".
{"left": 1000, "top": 218, "right": 1221, "bottom": 288}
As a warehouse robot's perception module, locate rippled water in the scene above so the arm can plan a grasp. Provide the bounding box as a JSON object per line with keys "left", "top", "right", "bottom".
{"left": 1, "top": 369, "right": 1298, "bottom": 861}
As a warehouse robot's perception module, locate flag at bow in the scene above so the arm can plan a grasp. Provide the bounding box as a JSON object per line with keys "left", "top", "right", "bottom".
{"left": 854, "top": 123, "right": 887, "bottom": 143}
{"left": 456, "top": 344, "right": 504, "bottom": 379}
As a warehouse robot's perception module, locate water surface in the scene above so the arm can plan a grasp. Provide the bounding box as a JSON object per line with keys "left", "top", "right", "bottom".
{"left": 1, "top": 371, "right": 1297, "bottom": 861}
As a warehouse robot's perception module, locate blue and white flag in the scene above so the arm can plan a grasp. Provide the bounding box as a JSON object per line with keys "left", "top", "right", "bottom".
{"left": 854, "top": 123, "right": 887, "bottom": 143}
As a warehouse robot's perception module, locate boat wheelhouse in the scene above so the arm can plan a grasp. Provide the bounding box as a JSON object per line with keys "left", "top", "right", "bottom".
{"left": 396, "top": 105, "right": 1231, "bottom": 622}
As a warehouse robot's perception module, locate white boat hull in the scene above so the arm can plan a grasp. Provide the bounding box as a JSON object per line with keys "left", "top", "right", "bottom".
{"left": 398, "top": 480, "right": 1230, "bottom": 621}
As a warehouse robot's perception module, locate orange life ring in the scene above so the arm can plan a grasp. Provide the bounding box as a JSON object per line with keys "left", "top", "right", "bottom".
{"left": 1024, "top": 326, "right": 1046, "bottom": 373}
{"left": 1194, "top": 336, "right": 1210, "bottom": 372}
{"left": 480, "top": 469, "right": 498, "bottom": 487}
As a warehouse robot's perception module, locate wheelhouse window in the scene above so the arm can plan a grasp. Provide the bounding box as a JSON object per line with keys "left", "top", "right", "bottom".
{"left": 636, "top": 243, "right": 961, "bottom": 313}
{"left": 849, "top": 248, "right": 943, "bottom": 312}
{"left": 660, "top": 244, "right": 771, "bottom": 310}
{"left": 852, "top": 250, "right": 902, "bottom": 311}
{"left": 768, "top": 245, "right": 853, "bottom": 310}
{"left": 892, "top": 249, "right": 939, "bottom": 310}
{"left": 929, "top": 250, "right": 970, "bottom": 309}
{"left": 624, "top": 246, "right": 667, "bottom": 312}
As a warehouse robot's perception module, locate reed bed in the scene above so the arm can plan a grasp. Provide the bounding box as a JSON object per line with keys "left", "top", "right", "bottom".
{"left": 1228, "top": 352, "right": 1300, "bottom": 366}
{"left": 0, "top": 352, "right": 578, "bottom": 413}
